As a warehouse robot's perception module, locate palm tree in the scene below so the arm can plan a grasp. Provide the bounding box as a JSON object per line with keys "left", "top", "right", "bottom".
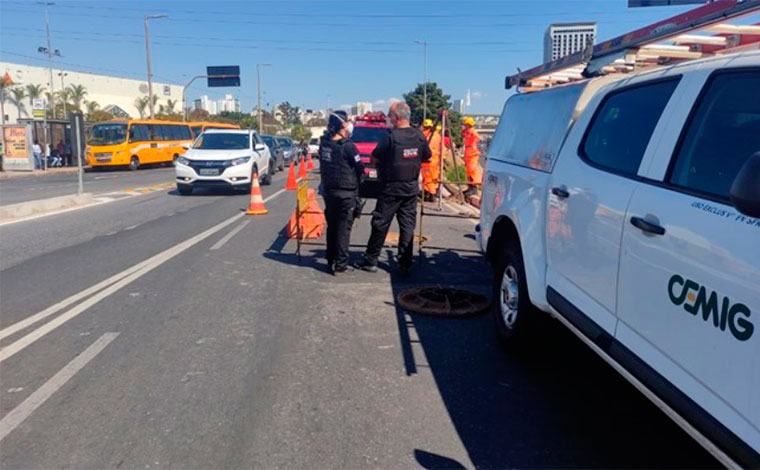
{"left": 55, "top": 88, "right": 72, "bottom": 117}
{"left": 9, "top": 87, "right": 26, "bottom": 119}
{"left": 134, "top": 96, "right": 149, "bottom": 119}
{"left": 164, "top": 99, "right": 177, "bottom": 114}
{"left": 25, "top": 84, "right": 45, "bottom": 114}
{"left": 67, "top": 84, "right": 87, "bottom": 110}
{"left": 85, "top": 100, "right": 100, "bottom": 114}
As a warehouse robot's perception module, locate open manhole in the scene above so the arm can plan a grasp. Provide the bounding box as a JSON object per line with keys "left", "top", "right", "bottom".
{"left": 397, "top": 286, "right": 490, "bottom": 317}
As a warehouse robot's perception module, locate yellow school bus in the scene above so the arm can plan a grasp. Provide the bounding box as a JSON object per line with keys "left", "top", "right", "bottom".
{"left": 188, "top": 121, "right": 240, "bottom": 138}
{"left": 86, "top": 119, "right": 193, "bottom": 170}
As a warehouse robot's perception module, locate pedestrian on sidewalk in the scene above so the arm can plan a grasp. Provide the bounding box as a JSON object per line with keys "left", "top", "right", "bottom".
{"left": 32, "top": 140, "right": 43, "bottom": 170}
{"left": 356, "top": 101, "right": 431, "bottom": 277}
{"left": 319, "top": 110, "right": 364, "bottom": 275}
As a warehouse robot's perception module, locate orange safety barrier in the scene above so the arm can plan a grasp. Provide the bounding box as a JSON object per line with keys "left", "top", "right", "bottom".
{"left": 287, "top": 188, "right": 324, "bottom": 239}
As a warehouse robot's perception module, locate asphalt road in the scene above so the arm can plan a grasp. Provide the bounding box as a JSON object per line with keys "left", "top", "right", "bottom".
{"left": 0, "top": 166, "right": 717, "bottom": 468}
{"left": 0, "top": 167, "right": 176, "bottom": 206}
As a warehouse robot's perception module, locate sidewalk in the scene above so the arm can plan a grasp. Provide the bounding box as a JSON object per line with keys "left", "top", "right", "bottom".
{"left": 0, "top": 167, "right": 88, "bottom": 180}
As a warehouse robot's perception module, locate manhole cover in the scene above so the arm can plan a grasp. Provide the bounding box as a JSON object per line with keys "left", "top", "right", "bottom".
{"left": 386, "top": 232, "right": 428, "bottom": 244}
{"left": 397, "top": 286, "right": 490, "bottom": 317}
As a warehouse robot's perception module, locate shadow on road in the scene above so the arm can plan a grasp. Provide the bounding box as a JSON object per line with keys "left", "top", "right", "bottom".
{"left": 390, "top": 248, "right": 717, "bottom": 469}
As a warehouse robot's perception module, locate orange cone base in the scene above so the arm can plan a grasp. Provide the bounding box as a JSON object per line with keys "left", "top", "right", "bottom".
{"left": 246, "top": 207, "right": 268, "bottom": 215}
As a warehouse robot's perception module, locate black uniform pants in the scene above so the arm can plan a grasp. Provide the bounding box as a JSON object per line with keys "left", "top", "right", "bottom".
{"left": 364, "top": 192, "right": 418, "bottom": 269}
{"left": 324, "top": 189, "right": 357, "bottom": 270}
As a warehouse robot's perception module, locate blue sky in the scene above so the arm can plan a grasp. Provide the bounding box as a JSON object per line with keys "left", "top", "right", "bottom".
{"left": 0, "top": 0, "right": 694, "bottom": 114}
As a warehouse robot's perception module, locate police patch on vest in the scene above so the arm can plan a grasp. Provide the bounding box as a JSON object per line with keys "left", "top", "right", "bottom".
{"left": 320, "top": 148, "right": 333, "bottom": 162}
{"left": 402, "top": 148, "right": 418, "bottom": 159}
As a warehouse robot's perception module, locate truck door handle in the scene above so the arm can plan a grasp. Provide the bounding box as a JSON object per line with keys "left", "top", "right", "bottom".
{"left": 551, "top": 186, "right": 569, "bottom": 199}
{"left": 630, "top": 216, "right": 666, "bottom": 236}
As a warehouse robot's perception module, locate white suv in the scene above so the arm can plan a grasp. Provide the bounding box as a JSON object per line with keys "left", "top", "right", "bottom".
{"left": 175, "top": 129, "right": 273, "bottom": 195}
{"left": 480, "top": 51, "right": 759, "bottom": 467}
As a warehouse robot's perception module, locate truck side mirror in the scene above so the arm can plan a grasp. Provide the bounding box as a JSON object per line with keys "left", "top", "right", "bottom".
{"left": 730, "top": 151, "right": 760, "bottom": 218}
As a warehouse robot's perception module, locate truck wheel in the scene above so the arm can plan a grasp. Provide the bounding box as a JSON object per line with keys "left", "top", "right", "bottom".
{"left": 492, "top": 241, "right": 540, "bottom": 347}
{"left": 128, "top": 156, "right": 140, "bottom": 171}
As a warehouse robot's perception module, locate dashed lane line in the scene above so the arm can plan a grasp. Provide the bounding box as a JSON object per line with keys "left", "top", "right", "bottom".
{"left": 0, "top": 185, "right": 289, "bottom": 362}
{"left": 210, "top": 220, "right": 250, "bottom": 251}
{"left": 0, "top": 332, "right": 120, "bottom": 442}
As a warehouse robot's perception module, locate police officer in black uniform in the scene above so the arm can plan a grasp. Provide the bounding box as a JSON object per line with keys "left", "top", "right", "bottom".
{"left": 357, "top": 102, "right": 431, "bottom": 277}
{"left": 319, "top": 110, "right": 364, "bottom": 275}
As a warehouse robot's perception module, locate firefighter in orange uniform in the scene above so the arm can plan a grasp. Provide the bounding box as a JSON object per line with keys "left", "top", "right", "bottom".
{"left": 461, "top": 116, "right": 482, "bottom": 196}
{"left": 420, "top": 119, "right": 441, "bottom": 202}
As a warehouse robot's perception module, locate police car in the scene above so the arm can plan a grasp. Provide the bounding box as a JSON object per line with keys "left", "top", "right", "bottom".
{"left": 479, "top": 51, "right": 760, "bottom": 467}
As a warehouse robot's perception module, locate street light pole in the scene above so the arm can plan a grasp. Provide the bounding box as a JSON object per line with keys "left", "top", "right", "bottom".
{"left": 39, "top": 1, "right": 55, "bottom": 170}
{"left": 414, "top": 40, "right": 428, "bottom": 121}
{"left": 257, "top": 63, "right": 270, "bottom": 135}
{"left": 58, "top": 71, "right": 67, "bottom": 118}
{"left": 144, "top": 14, "right": 167, "bottom": 120}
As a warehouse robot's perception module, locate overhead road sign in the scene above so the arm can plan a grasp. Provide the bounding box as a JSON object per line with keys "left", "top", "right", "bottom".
{"left": 207, "top": 66, "right": 240, "bottom": 87}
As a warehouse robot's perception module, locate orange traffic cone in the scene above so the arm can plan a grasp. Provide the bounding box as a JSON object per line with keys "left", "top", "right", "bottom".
{"left": 307, "top": 154, "right": 315, "bottom": 171}
{"left": 245, "top": 172, "right": 268, "bottom": 215}
{"left": 298, "top": 156, "right": 307, "bottom": 179}
{"left": 285, "top": 161, "right": 297, "bottom": 190}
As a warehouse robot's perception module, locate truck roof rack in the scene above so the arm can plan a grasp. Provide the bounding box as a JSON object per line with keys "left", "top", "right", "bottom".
{"left": 506, "top": 0, "right": 760, "bottom": 91}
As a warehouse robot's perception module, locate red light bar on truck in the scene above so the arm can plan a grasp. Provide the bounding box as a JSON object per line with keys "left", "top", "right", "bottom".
{"left": 506, "top": 0, "right": 760, "bottom": 90}
{"left": 356, "top": 112, "right": 387, "bottom": 122}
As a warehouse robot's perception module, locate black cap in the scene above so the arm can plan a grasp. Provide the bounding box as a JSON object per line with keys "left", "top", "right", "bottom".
{"left": 328, "top": 110, "right": 348, "bottom": 132}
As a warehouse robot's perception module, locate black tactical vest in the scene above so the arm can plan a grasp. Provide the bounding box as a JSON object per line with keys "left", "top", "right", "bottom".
{"left": 319, "top": 138, "right": 359, "bottom": 191}
{"left": 379, "top": 129, "right": 424, "bottom": 183}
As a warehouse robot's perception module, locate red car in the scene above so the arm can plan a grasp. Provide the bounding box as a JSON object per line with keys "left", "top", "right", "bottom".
{"left": 352, "top": 112, "right": 390, "bottom": 198}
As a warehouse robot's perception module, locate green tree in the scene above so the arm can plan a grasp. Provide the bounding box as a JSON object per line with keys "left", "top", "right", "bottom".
{"left": 403, "top": 82, "right": 463, "bottom": 146}
{"left": 187, "top": 108, "right": 209, "bottom": 121}
{"left": 67, "top": 84, "right": 87, "bottom": 110}
{"left": 25, "top": 83, "right": 45, "bottom": 114}
{"left": 87, "top": 109, "right": 114, "bottom": 122}
{"left": 9, "top": 87, "right": 26, "bottom": 119}
{"left": 55, "top": 88, "right": 72, "bottom": 117}
{"left": 164, "top": 99, "right": 177, "bottom": 114}
{"left": 276, "top": 101, "right": 301, "bottom": 126}
{"left": 290, "top": 122, "right": 312, "bottom": 143}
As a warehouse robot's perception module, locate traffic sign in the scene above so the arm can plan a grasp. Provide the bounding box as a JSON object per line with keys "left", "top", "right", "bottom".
{"left": 33, "top": 99, "right": 45, "bottom": 119}
{"left": 207, "top": 66, "right": 240, "bottom": 87}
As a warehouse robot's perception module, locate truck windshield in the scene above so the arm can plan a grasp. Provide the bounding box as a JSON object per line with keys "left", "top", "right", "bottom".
{"left": 193, "top": 133, "right": 249, "bottom": 150}
{"left": 352, "top": 127, "right": 389, "bottom": 143}
{"left": 89, "top": 123, "right": 127, "bottom": 145}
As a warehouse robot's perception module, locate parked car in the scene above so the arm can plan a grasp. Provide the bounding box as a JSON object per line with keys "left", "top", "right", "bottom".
{"left": 308, "top": 137, "right": 320, "bottom": 157}
{"left": 276, "top": 136, "right": 298, "bottom": 165}
{"left": 261, "top": 134, "right": 285, "bottom": 171}
{"left": 479, "top": 51, "right": 760, "bottom": 468}
{"left": 175, "top": 129, "right": 273, "bottom": 195}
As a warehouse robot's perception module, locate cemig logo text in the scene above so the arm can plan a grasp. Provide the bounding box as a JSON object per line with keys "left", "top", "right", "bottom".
{"left": 668, "top": 274, "right": 753, "bottom": 342}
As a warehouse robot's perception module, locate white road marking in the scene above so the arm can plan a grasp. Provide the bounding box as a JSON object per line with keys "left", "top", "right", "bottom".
{"left": 0, "top": 185, "right": 288, "bottom": 360}
{"left": 210, "top": 220, "right": 249, "bottom": 251}
{"left": 93, "top": 175, "right": 118, "bottom": 180}
{"left": 0, "top": 332, "right": 119, "bottom": 442}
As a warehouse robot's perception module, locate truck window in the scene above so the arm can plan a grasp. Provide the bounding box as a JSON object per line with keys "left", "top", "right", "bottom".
{"left": 581, "top": 78, "right": 679, "bottom": 176}
{"left": 668, "top": 70, "right": 760, "bottom": 200}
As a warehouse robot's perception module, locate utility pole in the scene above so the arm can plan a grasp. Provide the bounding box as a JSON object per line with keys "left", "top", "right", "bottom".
{"left": 414, "top": 40, "right": 428, "bottom": 121}
{"left": 58, "top": 71, "right": 67, "bottom": 118}
{"left": 39, "top": 1, "right": 55, "bottom": 170}
{"left": 257, "top": 63, "right": 270, "bottom": 135}
{"left": 144, "top": 14, "right": 167, "bottom": 120}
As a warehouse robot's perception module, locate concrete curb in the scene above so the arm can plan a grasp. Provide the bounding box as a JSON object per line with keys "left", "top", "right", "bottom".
{"left": 0, "top": 193, "right": 95, "bottom": 223}
{"left": 0, "top": 167, "right": 90, "bottom": 180}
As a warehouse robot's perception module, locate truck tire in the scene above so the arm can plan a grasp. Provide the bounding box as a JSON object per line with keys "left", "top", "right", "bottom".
{"left": 492, "top": 241, "right": 540, "bottom": 347}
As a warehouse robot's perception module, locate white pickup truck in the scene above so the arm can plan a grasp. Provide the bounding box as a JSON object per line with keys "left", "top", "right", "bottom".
{"left": 478, "top": 51, "right": 760, "bottom": 467}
